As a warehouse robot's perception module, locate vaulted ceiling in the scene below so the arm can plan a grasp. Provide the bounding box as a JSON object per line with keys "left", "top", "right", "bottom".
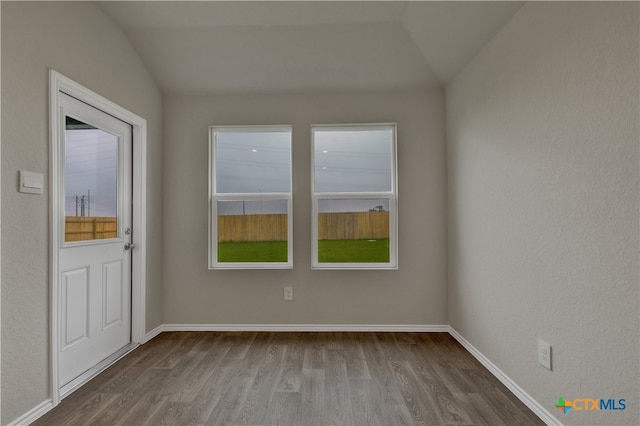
{"left": 97, "top": 1, "right": 524, "bottom": 95}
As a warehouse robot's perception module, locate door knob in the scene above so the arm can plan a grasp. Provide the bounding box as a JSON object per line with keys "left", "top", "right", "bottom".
{"left": 124, "top": 242, "right": 136, "bottom": 251}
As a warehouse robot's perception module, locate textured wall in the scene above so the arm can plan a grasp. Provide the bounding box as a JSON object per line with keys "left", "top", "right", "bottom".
{"left": 1, "top": 2, "right": 163, "bottom": 423}
{"left": 163, "top": 90, "right": 447, "bottom": 326}
{"left": 446, "top": 2, "right": 639, "bottom": 425}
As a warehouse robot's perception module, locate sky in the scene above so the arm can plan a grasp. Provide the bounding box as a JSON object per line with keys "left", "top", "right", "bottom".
{"left": 215, "top": 129, "right": 291, "bottom": 194}
{"left": 64, "top": 126, "right": 395, "bottom": 218}
{"left": 313, "top": 127, "right": 393, "bottom": 193}
{"left": 64, "top": 128, "right": 118, "bottom": 217}
{"left": 215, "top": 126, "right": 394, "bottom": 215}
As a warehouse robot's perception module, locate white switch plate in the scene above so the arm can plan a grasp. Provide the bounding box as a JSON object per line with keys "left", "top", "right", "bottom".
{"left": 19, "top": 170, "right": 44, "bottom": 194}
{"left": 538, "top": 339, "right": 552, "bottom": 370}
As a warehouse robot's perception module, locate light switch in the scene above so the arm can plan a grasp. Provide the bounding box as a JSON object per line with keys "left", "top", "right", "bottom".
{"left": 19, "top": 170, "right": 44, "bottom": 194}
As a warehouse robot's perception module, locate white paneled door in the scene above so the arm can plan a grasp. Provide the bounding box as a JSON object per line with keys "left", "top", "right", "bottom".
{"left": 58, "top": 93, "right": 133, "bottom": 389}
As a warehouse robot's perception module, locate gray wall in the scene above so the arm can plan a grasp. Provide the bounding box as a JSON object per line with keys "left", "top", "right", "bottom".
{"left": 3, "top": 1, "right": 638, "bottom": 425}
{"left": 1, "top": 2, "right": 163, "bottom": 423}
{"left": 163, "top": 91, "right": 447, "bottom": 325}
{"left": 446, "top": 2, "right": 639, "bottom": 425}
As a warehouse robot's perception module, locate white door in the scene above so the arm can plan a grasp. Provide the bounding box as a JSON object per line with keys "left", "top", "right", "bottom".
{"left": 57, "top": 93, "right": 133, "bottom": 389}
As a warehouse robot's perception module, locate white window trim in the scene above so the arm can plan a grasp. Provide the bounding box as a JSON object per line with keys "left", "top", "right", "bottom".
{"left": 208, "top": 125, "right": 293, "bottom": 269}
{"left": 311, "top": 123, "right": 398, "bottom": 270}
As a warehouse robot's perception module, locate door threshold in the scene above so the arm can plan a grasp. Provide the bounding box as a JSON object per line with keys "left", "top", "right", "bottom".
{"left": 60, "top": 342, "right": 138, "bottom": 399}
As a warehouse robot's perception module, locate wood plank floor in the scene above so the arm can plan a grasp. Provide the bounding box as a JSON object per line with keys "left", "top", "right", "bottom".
{"left": 35, "top": 332, "right": 544, "bottom": 425}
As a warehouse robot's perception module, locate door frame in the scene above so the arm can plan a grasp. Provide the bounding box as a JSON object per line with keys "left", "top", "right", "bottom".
{"left": 48, "top": 70, "right": 147, "bottom": 405}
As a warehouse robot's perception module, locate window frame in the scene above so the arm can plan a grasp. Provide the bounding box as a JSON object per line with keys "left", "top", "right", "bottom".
{"left": 311, "top": 123, "right": 398, "bottom": 270}
{"left": 209, "top": 125, "right": 293, "bottom": 269}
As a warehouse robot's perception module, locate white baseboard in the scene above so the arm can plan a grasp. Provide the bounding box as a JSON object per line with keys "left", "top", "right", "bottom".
{"left": 448, "top": 327, "right": 561, "bottom": 426}
{"left": 142, "top": 324, "right": 164, "bottom": 343}
{"left": 7, "top": 399, "right": 53, "bottom": 426}
{"left": 153, "top": 323, "right": 449, "bottom": 333}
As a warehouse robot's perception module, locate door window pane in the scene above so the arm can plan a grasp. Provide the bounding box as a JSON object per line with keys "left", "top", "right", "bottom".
{"left": 64, "top": 116, "right": 118, "bottom": 242}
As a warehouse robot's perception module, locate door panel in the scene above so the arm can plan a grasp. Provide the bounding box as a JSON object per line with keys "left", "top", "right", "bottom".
{"left": 58, "top": 93, "right": 132, "bottom": 388}
{"left": 61, "top": 268, "right": 90, "bottom": 349}
{"left": 103, "top": 260, "right": 123, "bottom": 328}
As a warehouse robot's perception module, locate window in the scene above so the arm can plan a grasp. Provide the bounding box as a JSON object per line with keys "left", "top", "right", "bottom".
{"left": 209, "top": 126, "right": 292, "bottom": 269}
{"left": 311, "top": 123, "right": 397, "bottom": 269}
{"left": 64, "top": 117, "right": 119, "bottom": 242}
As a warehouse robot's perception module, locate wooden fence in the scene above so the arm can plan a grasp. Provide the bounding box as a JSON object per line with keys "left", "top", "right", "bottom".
{"left": 318, "top": 211, "right": 389, "bottom": 240}
{"left": 217, "top": 211, "right": 389, "bottom": 242}
{"left": 218, "top": 214, "right": 288, "bottom": 242}
{"left": 65, "top": 216, "right": 117, "bottom": 242}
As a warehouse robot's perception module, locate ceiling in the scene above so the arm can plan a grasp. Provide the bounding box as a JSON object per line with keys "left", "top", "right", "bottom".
{"left": 96, "top": 1, "right": 525, "bottom": 95}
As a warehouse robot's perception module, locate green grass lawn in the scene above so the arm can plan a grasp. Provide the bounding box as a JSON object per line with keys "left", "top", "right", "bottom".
{"left": 218, "top": 241, "right": 288, "bottom": 262}
{"left": 318, "top": 238, "right": 390, "bottom": 263}
{"left": 218, "top": 238, "right": 389, "bottom": 263}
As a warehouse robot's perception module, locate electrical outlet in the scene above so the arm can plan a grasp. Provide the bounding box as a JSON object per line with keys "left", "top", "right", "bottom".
{"left": 538, "top": 339, "right": 552, "bottom": 370}
{"left": 284, "top": 286, "right": 293, "bottom": 301}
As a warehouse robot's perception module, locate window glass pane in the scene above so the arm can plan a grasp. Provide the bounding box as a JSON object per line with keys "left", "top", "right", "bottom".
{"left": 64, "top": 116, "right": 118, "bottom": 242}
{"left": 314, "top": 128, "right": 393, "bottom": 193}
{"left": 217, "top": 200, "right": 288, "bottom": 263}
{"left": 317, "top": 199, "right": 390, "bottom": 263}
{"left": 216, "top": 130, "right": 291, "bottom": 193}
